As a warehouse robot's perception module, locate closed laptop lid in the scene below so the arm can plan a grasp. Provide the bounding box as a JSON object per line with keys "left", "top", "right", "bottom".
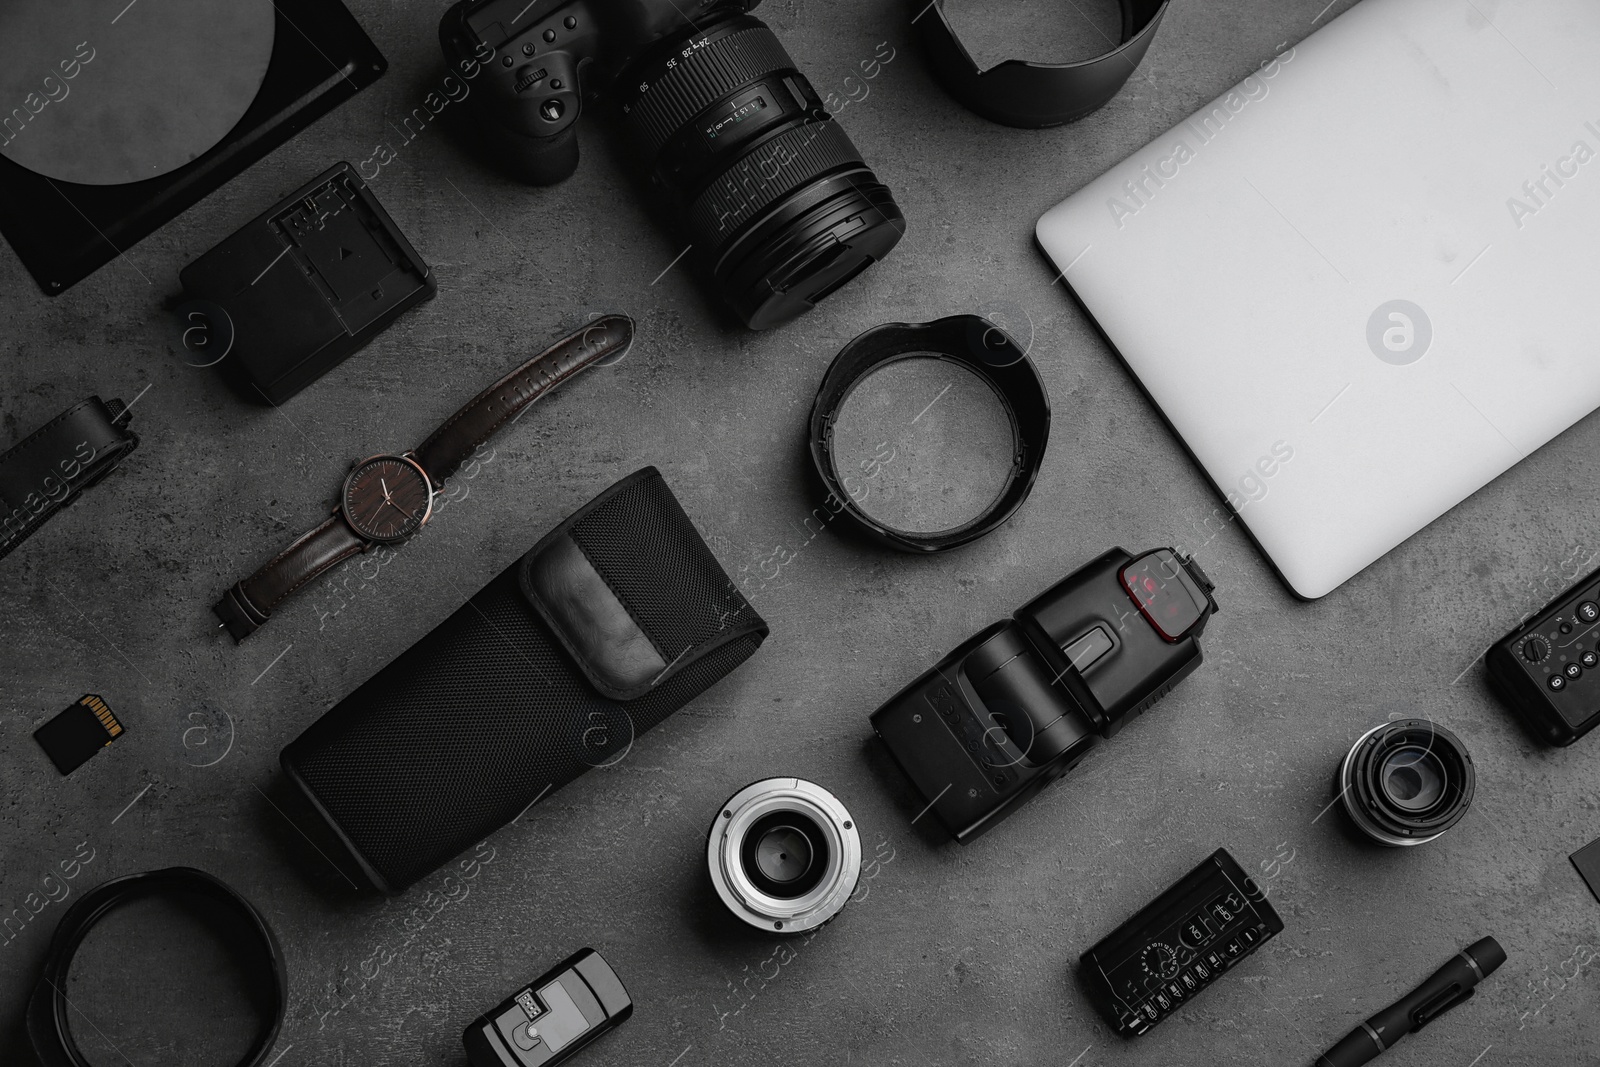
{"left": 1037, "top": 0, "right": 1600, "bottom": 598}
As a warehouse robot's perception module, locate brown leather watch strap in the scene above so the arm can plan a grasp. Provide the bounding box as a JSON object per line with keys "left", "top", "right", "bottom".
{"left": 212, "top": 314, "right": 632, "bottom": 644}
{"left": 213, "top": 515, "right": 365, "bottom": 642}
{"left": 413, "top": 314, "right": 633, "bottom": 487}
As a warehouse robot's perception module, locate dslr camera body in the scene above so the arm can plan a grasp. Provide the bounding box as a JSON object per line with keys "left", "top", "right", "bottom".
{"left": 872, "top": 548, "right": 1218, "bottom": 842}
{"left": 440, "top": 0, "right": 905, "bottom": 329}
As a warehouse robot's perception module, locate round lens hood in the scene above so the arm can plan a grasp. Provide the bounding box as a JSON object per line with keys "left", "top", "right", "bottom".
{"left": 706, "top": 777, "right": 861, "bottom": 934}
{"left": 1337, "top": 719, "right": 1475, "bottom": 847}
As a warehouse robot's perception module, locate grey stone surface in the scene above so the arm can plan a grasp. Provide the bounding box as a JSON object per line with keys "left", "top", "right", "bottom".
{"left": 2, "top": 1, "right": 1598, "bottom": 1065}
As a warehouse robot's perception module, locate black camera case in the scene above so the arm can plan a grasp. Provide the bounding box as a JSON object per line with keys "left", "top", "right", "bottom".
{"left": 871, "top": 548, "right": 1216, "bottom": 842}
{"left": 281, "top": 467, "right": 767, "bottom": 891}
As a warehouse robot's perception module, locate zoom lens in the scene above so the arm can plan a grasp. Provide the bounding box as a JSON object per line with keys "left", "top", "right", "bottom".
{"left": 620, "top": 15, "right": 904, "bottom": 329}
{"left": 1338, "top": 719, "right": 1475, "bottom": 846}
{"left": 707, "top": 778, "right": 861, "bottom": 933}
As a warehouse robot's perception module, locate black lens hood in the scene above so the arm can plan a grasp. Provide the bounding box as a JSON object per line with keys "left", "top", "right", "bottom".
{"left": 912, "top": 0, "right": 1170, "bottom": 128}
{"left": 26, "top": 867, "right": 287, "bottom": 1067}
{"left": 808, "top": 315, "right": 1050, "bottom": 553}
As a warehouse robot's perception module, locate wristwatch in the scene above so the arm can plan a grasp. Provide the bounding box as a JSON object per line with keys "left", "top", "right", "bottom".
{"left": 213, "top": 315, "right": 633, "bottom": 642}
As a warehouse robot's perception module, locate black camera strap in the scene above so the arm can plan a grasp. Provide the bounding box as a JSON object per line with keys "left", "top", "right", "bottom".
{"left": 808, "top": 315, "right": 1051, "bottom": 553}
{"left": 0, "top": 396, "right": 139, "bottom": 563}
{"left": 25, "top": 867, "right": 287, "bottom": 1067}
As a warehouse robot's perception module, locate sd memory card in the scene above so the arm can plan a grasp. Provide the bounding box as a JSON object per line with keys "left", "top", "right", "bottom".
{"left": 34, "top": 694, "right": 124, "bottom": 775}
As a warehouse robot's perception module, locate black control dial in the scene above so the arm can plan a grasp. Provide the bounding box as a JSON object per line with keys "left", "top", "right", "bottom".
{"left": 1140, "top": 942, "right": 1180, "bottom": 980}
{"left": 1522, "top": 636, "right": 1551, "bottom": 664}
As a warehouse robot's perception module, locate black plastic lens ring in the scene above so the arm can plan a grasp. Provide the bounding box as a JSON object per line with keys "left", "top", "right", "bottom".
{"left": 26, "top": 867, "right": 287, "bottom": 1067}
{"left": 807, "top": 315, "right": 1051, "bottom": 553}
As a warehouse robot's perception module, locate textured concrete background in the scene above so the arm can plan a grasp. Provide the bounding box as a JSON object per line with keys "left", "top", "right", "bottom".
{"left": 3, "top": 1, "right": 1599, "bottom": 1065}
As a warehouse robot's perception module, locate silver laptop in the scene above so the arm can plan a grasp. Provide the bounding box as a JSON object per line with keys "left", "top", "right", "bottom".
{"left": 1036, "top": 0, "right": 1600, "bottom": 599}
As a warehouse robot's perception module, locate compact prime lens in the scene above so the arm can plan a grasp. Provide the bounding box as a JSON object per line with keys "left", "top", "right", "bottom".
{"left": 1338, "top": 719, "right": 1475, "bottom": 846}
{"left": 707, "top": 778, "right": 861, "bottom": 933}
{"left": 620, "top": 15, "right": 904, "bottom": 329}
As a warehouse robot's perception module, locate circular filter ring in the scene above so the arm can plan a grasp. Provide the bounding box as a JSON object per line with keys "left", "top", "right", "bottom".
{"left": 1337, "top": 719, "right": 1475, "bottom": 847}
{"left": 706, "top": 778, "right": 861, "bottom": 934}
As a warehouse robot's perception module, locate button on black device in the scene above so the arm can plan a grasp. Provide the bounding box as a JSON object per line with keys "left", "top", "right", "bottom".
{"left": 463, "top": 948, "right": 631, "bottom": 1067}
{"left": 1081, "top": 848, "right": 1284, "bottom": 1037}
{"left": 1487, "top": 571, "right": 1600, "bottom": 745}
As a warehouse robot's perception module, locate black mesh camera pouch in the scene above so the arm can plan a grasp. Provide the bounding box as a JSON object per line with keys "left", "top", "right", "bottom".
{"left": 281, "top": 467, "right": 768, "bottom": 892}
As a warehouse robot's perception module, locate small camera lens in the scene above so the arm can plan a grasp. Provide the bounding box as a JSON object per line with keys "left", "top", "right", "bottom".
{"left": 1338, "top": 720, "right": 1474, "bottom": 846}
{"left": 707, "top": 778, "right": 860, "bottom": 934}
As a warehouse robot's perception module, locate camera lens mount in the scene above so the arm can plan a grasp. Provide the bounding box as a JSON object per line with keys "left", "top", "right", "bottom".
{"left": 1337, "top": 719, "right": 1475, "bottom": 846}
{"left": 706, "top": 778, "right": 861, "bottom": 933}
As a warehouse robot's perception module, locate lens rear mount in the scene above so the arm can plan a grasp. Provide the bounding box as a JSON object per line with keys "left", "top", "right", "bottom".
{"left": 1338, "top": 719, "right": 1475, "bottom": 847}
{"left": 707, "top": 778, "right": 861, "bottom": 934}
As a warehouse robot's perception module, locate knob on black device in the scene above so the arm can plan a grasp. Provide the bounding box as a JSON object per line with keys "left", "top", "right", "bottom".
{"left": 463, "top": 948, "right": 631, "bottom": 1067}
{"left": 870, "top": 547, "right": 1217, "bottom": 841}
{"left": 1486, "top": 565, "right": 1600, "bottom": 744}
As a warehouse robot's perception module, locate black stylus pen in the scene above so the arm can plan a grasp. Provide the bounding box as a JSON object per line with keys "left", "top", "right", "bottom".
{"left": 1315, "top": 937, "right": 1506, "bottom": 1067}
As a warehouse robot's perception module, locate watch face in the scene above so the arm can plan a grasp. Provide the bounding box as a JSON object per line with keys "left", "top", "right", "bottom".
{"left": 341, "top": 455, "right": 433, "bottom": 543}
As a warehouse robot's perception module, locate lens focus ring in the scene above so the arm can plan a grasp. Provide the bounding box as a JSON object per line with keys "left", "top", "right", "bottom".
{"left": 687, "top": 120, "right": 863, "bottom": 256}
{"left": 625, "top": 23, "right": 798, "bottom": 158}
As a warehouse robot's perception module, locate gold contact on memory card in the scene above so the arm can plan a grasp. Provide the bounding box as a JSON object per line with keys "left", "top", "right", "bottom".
{"left": 81, "top": 694, "right": 123, "bottom": 739}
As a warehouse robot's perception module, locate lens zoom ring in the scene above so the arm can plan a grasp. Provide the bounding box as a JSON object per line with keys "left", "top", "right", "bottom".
{"left": 687, "top": 120, "right": 863, "bottom": 254}
{"left": 626, "top": 26, "right": 798, "bottom": 157}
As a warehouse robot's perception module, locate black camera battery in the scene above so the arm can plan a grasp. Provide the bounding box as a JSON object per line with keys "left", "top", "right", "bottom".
{"left": 1486, "top": 566, "right": 1600, "bottom": 745}
{"left": 463, "top": 949, "right": 632, "bottom": 1067}
{"left": 1081, "top": 848, "right": 1284, "bottom": 1037}
{"left": 177, "top": 162, "right": 435, "bottom": 404}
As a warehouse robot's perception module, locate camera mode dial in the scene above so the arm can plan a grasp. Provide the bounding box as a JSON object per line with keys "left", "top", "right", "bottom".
{"left": 1139, "top": 942, "right": 1180, "bottom": 980}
